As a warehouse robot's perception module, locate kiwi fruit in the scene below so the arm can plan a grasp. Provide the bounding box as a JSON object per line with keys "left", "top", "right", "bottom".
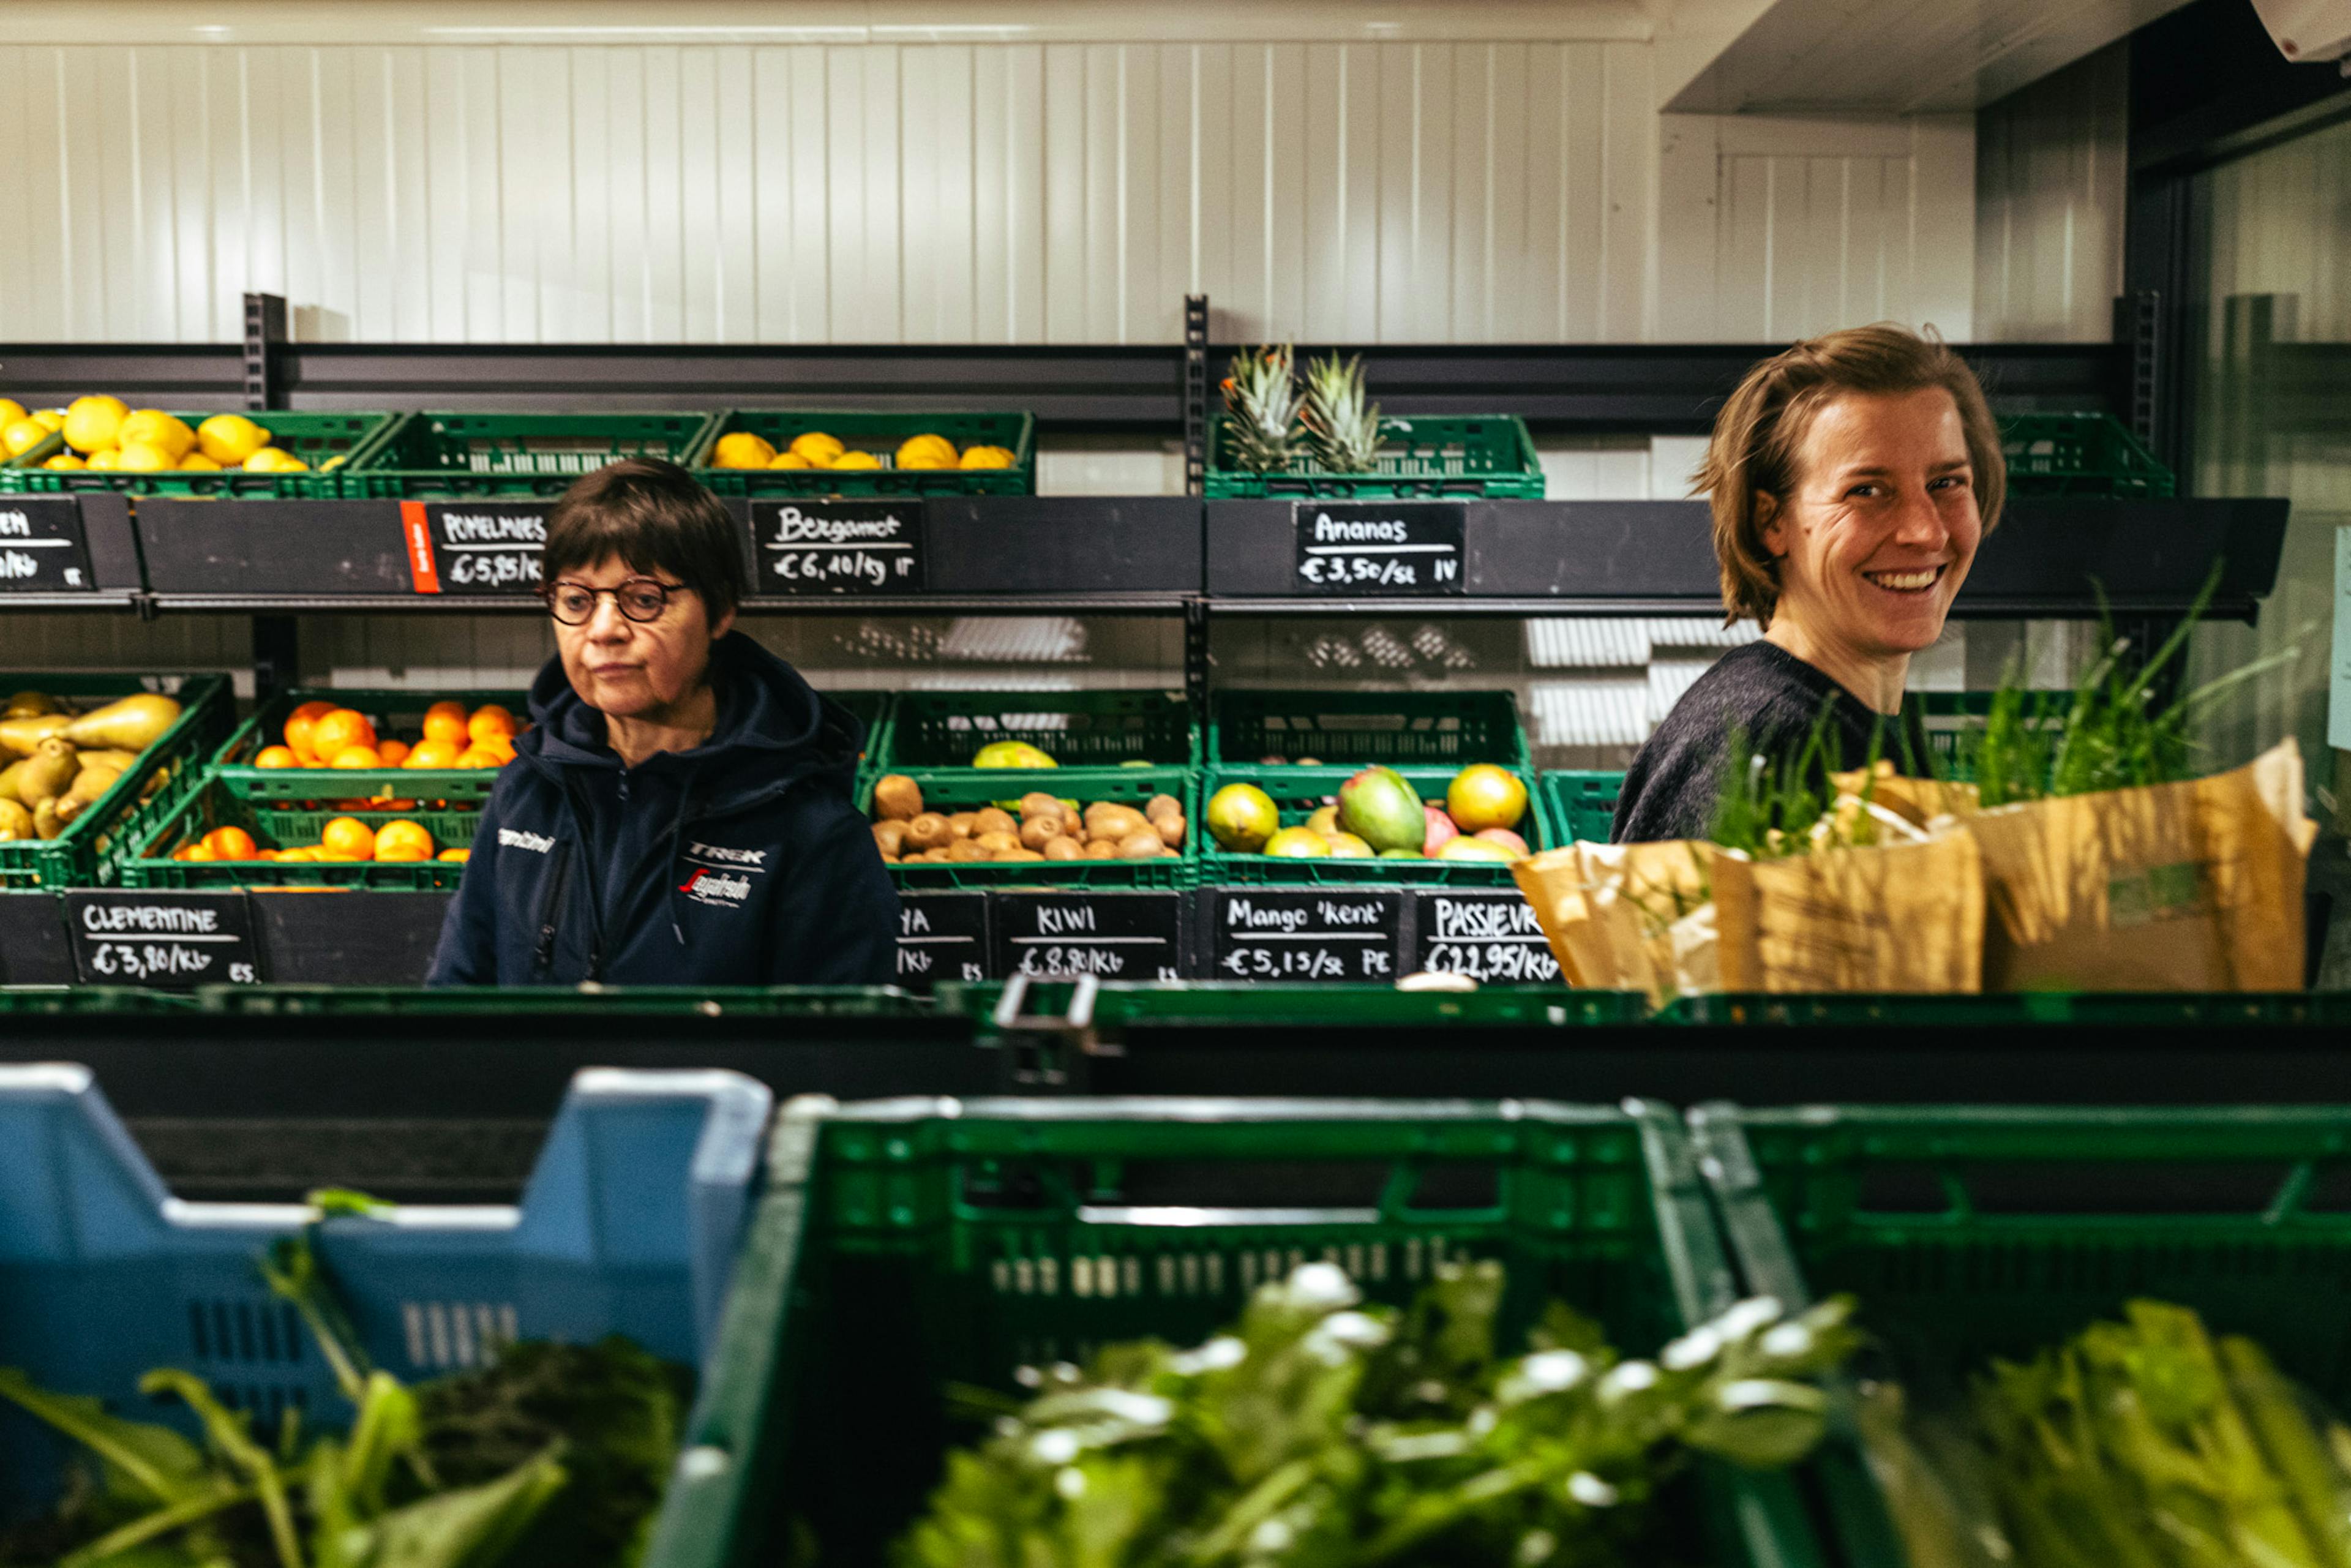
{"left": 973, "top": 807, "right": 1016, "bottom": 837}
{"left": 1083, "top": 840, "right": 1119, "bottom": 860}
{"left": 945, "top": 839, "right": 988, "bottom": 863}
{"left": 1146, "top": 793, "right": 1182, "bottom": 822}
{"left": 871, "top": 819, "right": 911, "bottom": 857}
{"left": 871, "top": 774, "right": 924, "bottom": 820}
{"left": 947, "top": 812, "right": 977, "bottom": 839}
{"left": 1042, "top": 836, "right": 1082, "bottom": 861}
{"left": 1018, "top": 791, "right": 1062, "bottom": 820}
{"left": 1153, "top": 813, "right": 1187, "bottom": 848}
{"left": 904, "top": 812, "right": 952, "bottom": 850}
{"left": 1087, "top": 805, "right": 1150, "bottom": 842}
{"left": 1116, "top": 829, "right": 1168, "bottom": 860}
{"left": 974, "top": 830, "right": 1021, "bottom": 854}
{"left": 1019, "top": 816, "right": 1062, "bottom": 851}
{"left": 992, "top": 847, "right": 1045, "bottom": 863}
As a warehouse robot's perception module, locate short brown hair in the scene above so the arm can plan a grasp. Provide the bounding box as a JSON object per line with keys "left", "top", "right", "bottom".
{"left": 1697, "top": 324, "right": 2005, "bottom": 626}
{"left": 542, "top": 457, "right": 749, "bottom": 621}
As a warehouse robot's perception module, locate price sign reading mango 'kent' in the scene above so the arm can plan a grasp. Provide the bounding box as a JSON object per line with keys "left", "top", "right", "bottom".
{"left": 751, "top": 500, "right": 923, "bottom": 595}
{"left": 64, "top": 890, "right": 261, "bottom": 989}
{"left": 1294, "top": 501, "right": 1466, "bottom": 596}
{"left": 1412, "top": 890, "right": 1561, "bottom": 985}
{"left": 1210, "top": 888, "right": 1404, "bottom": 983}
{"left": 992, "top": 891, "right": 1183, "bottom": 981}
{"left": 896, "top": 891, "right": 989, "bottom": 987}
{"left": 402, "top": 501, "right": 549, "bottom": 595}
{"left": 0, "top": 500, "right": 96, "bottom": 594}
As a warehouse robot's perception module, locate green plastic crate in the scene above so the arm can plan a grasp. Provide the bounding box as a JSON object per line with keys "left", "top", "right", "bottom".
{"left": 883, "top": 689, "right": 1197, "bottom": 770}
{"left": 342, "top": 411, "right": 721, "bottom": 498}
{"left": 1658, "top": 991, "right": 2351, "bottom": 1027}
{"left": 828, "top": 690, "right": 892, "bottom": 770}
{"left": 1998, "top": 411, "right": 2177, "bottom": 498}
{"left": 0, "top": 986, "right": 200, "bottom": 1014}
{"left": 117, "top": 784, "right": 474, "bottom": 891}
{"left": 691, "top": 411, "right": 1036, "bottom": 497}
{"left": 640, "top": 1095, "right": 1761, "bottom": 1568}
{"left": 210, "top": 686, "right": 522, "bottom": 809}
{"left": 1210, "top": 688, "right": 1532, "bottom": 770}
{"left": 939, "top": 978, "right": 1652, "bottom": 1029}
{"left": 1199, "top": 763, "right": 1554, "bottom": 887}
{"left": 1205, "top": 413, "right": 1544, "bottom": 498}
{"left": 195, "top": 984, "right": 941, "bottom": 1018}
{"left": 0, "top": 673, "right": 233, "bottom": 890}
{"left": 1686, "top": 1103, "right": 2351, "bottom": 1568}
{"left": 1540, "top": 770, "right": 1624, "bottom": 846}
{"left": 0, "top": 411, "right": 397, "bottom": 498}
{"left": 861, "top": 766, "right": 1196, "bottom": 890}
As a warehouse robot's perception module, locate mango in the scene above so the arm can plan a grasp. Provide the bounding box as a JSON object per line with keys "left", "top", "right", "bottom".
{"left": 1337, "top": 766, "right": 1426, "bottom": 854}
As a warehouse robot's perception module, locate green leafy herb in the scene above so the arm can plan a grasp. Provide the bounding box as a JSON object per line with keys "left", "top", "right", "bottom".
{"left": 892, "top": 1261, "right": 1859, "bottom": 1568}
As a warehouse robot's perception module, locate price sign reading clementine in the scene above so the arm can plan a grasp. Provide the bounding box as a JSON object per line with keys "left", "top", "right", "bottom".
{"left": 1294, "top": 501, "right": 1465, "bottom": 596}
{"left": 65, "top": 890, "right": 261, "bottom": 988}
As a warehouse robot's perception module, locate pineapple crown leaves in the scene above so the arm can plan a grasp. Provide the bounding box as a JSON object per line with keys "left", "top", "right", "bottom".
{"left": 1301, "top": 351, "right": 1385, "bottom": 475}
{"left": 1221, "top": 343, "right": 1307, "bottom": 474}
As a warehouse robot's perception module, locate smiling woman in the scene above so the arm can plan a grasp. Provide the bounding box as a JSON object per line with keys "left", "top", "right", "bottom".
{"left": 1611, "top": 325, "right": 2008, "bottom": 844}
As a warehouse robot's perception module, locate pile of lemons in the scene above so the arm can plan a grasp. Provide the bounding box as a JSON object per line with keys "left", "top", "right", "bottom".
{"left": 708, "top": 428, "right": 1016, "bottom": 473}
{"left": 0, "top": 395, "right": 313, "bottom": 473}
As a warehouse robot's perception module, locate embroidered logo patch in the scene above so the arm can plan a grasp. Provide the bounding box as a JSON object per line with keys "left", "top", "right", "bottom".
{"left": 680, "top": 868, "right": 754, "bottom": 909}
{"left": 686, "top": 841, "right": 768, "bottom": 872}
{"left": 498, "top": 828, "right": 556, "bottom": 853}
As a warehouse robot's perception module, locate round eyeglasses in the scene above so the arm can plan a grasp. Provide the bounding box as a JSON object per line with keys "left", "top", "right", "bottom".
{"left": 544, "top": 577, "right": 686, "bottom": 626}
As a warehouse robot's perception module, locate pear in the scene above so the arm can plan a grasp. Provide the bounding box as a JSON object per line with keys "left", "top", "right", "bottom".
{"left": 72, "top": 748, "right": 138, "bottom": 774}
{"left": 1, "top": 691, "right": 57, "bottom": 720}
{"left": 0, "top": 799, "right": 30, "bottom": 840}
{"left": 0, "top": 713, "right": 73, "bottom": 758}
{"left": 54, "top": 763, "right": 125, "bottom": 822}
{"left": 11, "top": 738, "right": 80, "bottom": 807}
{"left": 61, "top": 692, "right": 181, "bottom": 753}
{"left": 31, "top": 797, "right": 62, "bottom": 839}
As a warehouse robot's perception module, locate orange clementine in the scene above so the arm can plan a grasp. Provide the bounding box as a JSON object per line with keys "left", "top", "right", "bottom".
{"left": 255, "top": 849, "right": 281, "bottom": 861}
{"left": 476, "top": 733, "right": 517, "bottom": 764}
{"left": 437, "top": 847, "right": 471, "bottom": 863}
{"left": 320, "top": 817, "right": 377, "bottom": 860}
{"left": 467, "top": 705, "right": 517, "bottom": 743}
{"left": 275, "top": 847, "right": 320, "bottom": 863}
{"left": 310, "top": 709, "right": 378, "bottom": 759}
{"left": 402, "top": 738, "right": 462, "bottom": 770}
{"left": 375, "top": 820, "right": 433, "bottom": 860}
{"left": 182, "top": 843, "right": 217, "bottom": 862}
{"left": 202, "top": 826, "right": 258, "bottom": 860}
{"left": 329, "top": 745, "right": 383, "bottom": 769}
{"left": 422, "top": 702, "right": 470, "bottom": 745}
{"left": 456, "top": 747, "right": 501, "bottom": 770}
{"left": 377, "top": 738, "right": 411, "bottom": 766}
{"left": 255, "top": 745, "right": 298, "bottom": 769}
{"left": 312, "top": 852, "right": 363, "bottom": 863}
{"left": 284, "top": 713, "right": 323, "bottom": 762}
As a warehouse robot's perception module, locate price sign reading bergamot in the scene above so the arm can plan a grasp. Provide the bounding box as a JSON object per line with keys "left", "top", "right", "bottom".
{"left": 751, "top": 500, "right": 923, "bottom": 595}
{"left": 1294, "top": 501, "right": 1466, "bottom": 596}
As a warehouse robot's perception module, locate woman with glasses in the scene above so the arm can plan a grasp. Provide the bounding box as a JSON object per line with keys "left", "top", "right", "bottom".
{"left": 426, "top": 457, "right": 897, "bottom": 986}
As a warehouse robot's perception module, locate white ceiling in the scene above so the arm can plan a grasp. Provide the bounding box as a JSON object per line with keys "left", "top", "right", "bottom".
{"left": 1664, "top": 0, "right": 2197, "bottom": 114}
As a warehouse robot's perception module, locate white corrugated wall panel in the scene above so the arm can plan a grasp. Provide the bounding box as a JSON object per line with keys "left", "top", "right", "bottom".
{"left": 0, "top": 37, "right": 1979, "bottom": 347}
{"left": 1974, "top": 42, "right": 2126, "bottom": 342}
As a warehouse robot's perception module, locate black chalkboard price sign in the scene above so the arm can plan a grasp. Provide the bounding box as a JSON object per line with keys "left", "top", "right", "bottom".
{"left": 750, "top": 500, "right": 924, "bottom": 595}
{"left": 1209, "top": 888, "right": 1405, "bottom": 982}
{"left": 1294, "top": 501, "right": 1466, "bottom": 595}
{"left": 401, "top": 501, "right": 549, "bottom": 594}
{"left": 0, "top": 498, "right": 96, "bottom": 594}
{"left": 1412, "top": 890, "right": 1561, "bottom": 985}
{"left": 64, "top": 890, "right": 261, "bottom": 988}
{"left": 992, "top": 891, "right": 1183, "bottom": 980}
{"left": 895, "top": 891, "right": 989, "bottom": 987}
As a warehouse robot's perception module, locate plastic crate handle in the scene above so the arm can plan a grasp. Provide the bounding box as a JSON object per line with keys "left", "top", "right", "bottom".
{"left": 1686, "top": 1103, "right": 1818, "bottom": 1311}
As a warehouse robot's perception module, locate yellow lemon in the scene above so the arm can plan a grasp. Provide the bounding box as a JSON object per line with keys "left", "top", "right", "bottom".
{"left": 243, "top": 446, "right": 307, "bottom": 473}
{"left": 116, "top": 439, "right": 178, "bottom": 471}
{"left": 712, "top": 430, "right": 777, "bottom": 469}
{"left": 787, "top": 431, "right": 844, "bottom": 464}
{"left": 2, "top": 419, "right": 50, "bottom": 459}
{"left": 179, "top": 451, "right": 222, "bottom": 471}
{"left": 0, "top": 400, "right": 24, "bottom": 429}
{"left": 767, "top": 451, "right": 813, "bottom": 469}
{"left": 829, "top": 450, "right": 881, "bottom": 471}
{"left": 197, "top": 413, "right": 271, "bottom": 466}
{"left": 63, "top": 396, "right": 129, "bottom": 455}
{"left": 119, "top": 410, "right": 197, "bottom": 462}
{"left": 86, "top": 448, "right": 122, "bottom": 470}
{"left": 31, "top": 410, "right": 65, "bottom": 433}
{"left": 959, "top": 445, "right": 1014, "bottom": 470}
{"left": 896, "top": 433, "right": 958, "bottom": 468}
{"left": 43, "top": 453, "right": 85, "bottom": 471}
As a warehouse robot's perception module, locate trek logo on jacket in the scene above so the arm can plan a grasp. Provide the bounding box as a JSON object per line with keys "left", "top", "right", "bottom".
{"left": 426, "top": 633, "right": 899, "bottom": 987}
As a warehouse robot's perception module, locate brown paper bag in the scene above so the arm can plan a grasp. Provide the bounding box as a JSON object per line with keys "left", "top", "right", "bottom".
{"left": 1964, "top": 738, "right": 2314, "bottom": 991}
{"left": 1712, "top": 828, "right": 1985, "bottom": 993}
{"left": 1512, "top": 839, "right": 1712, "bottom": 1003}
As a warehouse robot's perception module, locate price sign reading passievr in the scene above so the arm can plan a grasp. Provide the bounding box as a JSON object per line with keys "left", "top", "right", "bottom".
{"left": 402, "top": 501, "right": 549, "bottom": 595}
{"left": 1294, "top": 501, "right": 1465, "bottom": 596}
{"left": 1210, "top": 888, "right": 1404, "bottom": 983}
{"left": 64, "top": 890, "right": 261, "bottom": 989}
{"left": 751, "top": 500, "right": 923, "bottom": 595}
{"left": 0, "top": 500, "right": 96, "bottom": 594}
{"left": 1412, "top": 891, "right": 1560, "bottom": 985}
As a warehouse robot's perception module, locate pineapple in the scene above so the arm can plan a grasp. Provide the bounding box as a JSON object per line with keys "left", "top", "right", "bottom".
{"left": 1220, "top": 345, "right": 1304, "bottom": 474}
{"left": 1302, "top": 352, "right": 1382, "bottom": 474}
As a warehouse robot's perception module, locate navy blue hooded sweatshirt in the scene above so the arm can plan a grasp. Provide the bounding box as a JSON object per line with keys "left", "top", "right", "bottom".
{"left": 426, "top": 633, "right": 898, "bottom": 987}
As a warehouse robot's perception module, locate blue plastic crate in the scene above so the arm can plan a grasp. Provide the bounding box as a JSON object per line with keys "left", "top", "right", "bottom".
{"left": 0, "top": 1063, "right": 772, "bottom": 1520}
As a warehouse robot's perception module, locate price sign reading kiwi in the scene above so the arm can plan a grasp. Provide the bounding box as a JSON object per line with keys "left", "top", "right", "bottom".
{"left": 1294, "top": 502, "right": 1466, "bottom": 596}
{"left": 64, "top": 890, "right": 262, "bottom": 989}
{"left": 1210, "top": 888, "right": 1404, "bottom": 983}
{"left": 1412, "top": 891, "right": 1561, "bottom": 985}
{"left": 0, "top": 500, "right": 96, "bottom": 594}
{"left": 993, "top": 891, "right": 1184, "bottom": 981}
{"left": 896, "top": 891, "right": 989, "bottom": 987}
{"left": 750, "top": 500, "right": 923, "bottom": 595}
{"left": 400, "top": 501, "right": 549, "bottom": 595}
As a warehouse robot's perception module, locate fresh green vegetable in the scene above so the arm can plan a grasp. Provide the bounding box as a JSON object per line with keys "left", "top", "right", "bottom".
{"left": 1709, "top": 702, "right": 1912, "bottom": 861}
{"left": 891, "top": 1259, "right": 1859, "bottom": 1568}
{"left": 1968, "top": 1299, "right": 2351, "bottom": 1568}
{"left": 0, "top": 1234, "right": 688, "bottom": 1568}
